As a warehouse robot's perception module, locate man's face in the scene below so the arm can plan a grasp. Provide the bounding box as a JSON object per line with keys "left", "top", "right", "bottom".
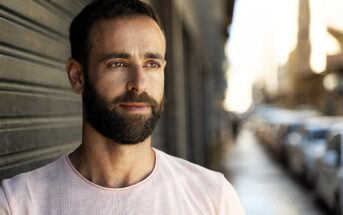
{"left": 83, "top": 16, "right": 166, "bottom": 144}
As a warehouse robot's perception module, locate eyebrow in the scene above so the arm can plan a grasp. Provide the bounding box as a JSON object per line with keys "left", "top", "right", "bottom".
{"left": 97, "top": 53, "right": 130, "bottom": 65}
{"left": 144, "top": 52, "right": 164, "bottom": 60}
{"left": 97, "top": 52, "right": 164, "bottom": 65}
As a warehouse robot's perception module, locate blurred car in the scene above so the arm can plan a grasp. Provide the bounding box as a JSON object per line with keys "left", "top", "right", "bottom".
{"left": 315, "top": 126, "right": 343, "bottom": 215}
{"left": 267, "top": 110, "right": 321, "bottom": 163}
{"left": 252, "top": 106, "right": 286, "bottom": 145}
{"left": 251, "top": 105, "right": 321, "bottom": 164}
{"left": 273, "top": 118, "right": 304, "bottom": 163}
{"left": 286, "top": 124, "right": 328, "bottom": 183}
{"left": 287, "top": 117, "right": 343, "bottom": 185}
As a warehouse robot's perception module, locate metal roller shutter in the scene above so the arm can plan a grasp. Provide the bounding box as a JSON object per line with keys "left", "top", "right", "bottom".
{"left": 0, "top": 0, "right": 91, "bottom": 180}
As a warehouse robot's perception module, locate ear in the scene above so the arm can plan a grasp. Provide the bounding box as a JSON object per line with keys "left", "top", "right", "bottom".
{"left": 66, "top": 58, "right": 85, "bottom": 94}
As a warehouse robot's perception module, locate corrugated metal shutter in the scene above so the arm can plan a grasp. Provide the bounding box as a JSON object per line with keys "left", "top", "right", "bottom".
{"left": 0, "top": 0, "right": 90, "bottom": 180}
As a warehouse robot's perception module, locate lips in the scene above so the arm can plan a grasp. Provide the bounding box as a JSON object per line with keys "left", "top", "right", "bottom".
{"left": 118, "top": 103, "right": 151, "bottom": 112}
{"left": 119, "top": 103, "right": 149, "bottom": 108}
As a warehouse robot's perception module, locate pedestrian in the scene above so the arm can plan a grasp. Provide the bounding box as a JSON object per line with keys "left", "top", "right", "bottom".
{"left": 0, "top": 0, "right": 245, "bottom": 214}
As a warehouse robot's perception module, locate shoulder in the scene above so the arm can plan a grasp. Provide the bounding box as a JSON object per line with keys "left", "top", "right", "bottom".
{"left": 155, "top": 149, "right": 245, "bottom": 214}
{"left": 155, "top": 149, "right": 228, "bottom": 195}
{"left": 2, "top": 156, "right": 66, "bottom": 187}
{"left": 0, "top": 186, "right": 10, "bottom": 214}
{"left": 1, "top": 156, "right": 66, "bottom": 204}
{"left": 155, "top": 148, "right": 224, "bottom": 180}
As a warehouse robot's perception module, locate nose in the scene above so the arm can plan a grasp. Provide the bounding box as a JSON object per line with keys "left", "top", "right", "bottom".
{"left": 126, "top": 65, "right": 146, "bottom": 94}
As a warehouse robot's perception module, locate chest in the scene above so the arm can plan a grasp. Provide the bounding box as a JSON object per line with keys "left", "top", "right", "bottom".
{"left": 12, "top": 183, "right": 216, "bottom": 215}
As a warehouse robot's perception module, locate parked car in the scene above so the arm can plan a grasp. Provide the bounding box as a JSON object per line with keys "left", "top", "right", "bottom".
{"left": 273, "top": 118, "right": 304, "bottom": 163}
{"left": 287, "top": 118, "right": 343, "bottom": 185}
{"left": 286, "top": 124, "right": 327, "bottom": 183}
{"left": 268, "top": 110, "right": 321, "bottom": 163}
{"left": 252, "top": 106, "right": 287, "bottom": 146}
{"left": 315, "top": 129, "right": 343, "bottom": 215}
{"left": 251, "top": 106, "right": 321, "bottom": 164}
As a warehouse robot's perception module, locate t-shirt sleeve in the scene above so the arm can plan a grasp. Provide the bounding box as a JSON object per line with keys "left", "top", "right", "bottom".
{"left": 0, "top": 186, "right": 11, "bottom": 215}
{"left": 218, "top": 175, "right": 245, "bottom": 215}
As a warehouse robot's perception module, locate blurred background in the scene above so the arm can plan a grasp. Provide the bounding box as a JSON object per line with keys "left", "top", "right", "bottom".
{"left": 1, "top": 0, "right": 343, "bottom": 214}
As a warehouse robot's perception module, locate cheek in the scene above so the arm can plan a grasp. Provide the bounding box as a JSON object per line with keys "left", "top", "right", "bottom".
{"left": 93, "top": 72, "right": 128, "bottom": 97}
{"left": 147, "top": 73, "right": 164, "bottom": 98}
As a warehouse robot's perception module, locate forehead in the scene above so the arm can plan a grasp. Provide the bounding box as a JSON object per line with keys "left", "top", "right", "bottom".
{"left": 88, "top": 16, "right": 166, "bottom": 56}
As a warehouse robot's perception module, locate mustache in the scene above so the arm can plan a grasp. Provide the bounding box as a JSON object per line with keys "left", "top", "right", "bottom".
{"left": 112, "top": 91, "right": 158, "bottom": 107}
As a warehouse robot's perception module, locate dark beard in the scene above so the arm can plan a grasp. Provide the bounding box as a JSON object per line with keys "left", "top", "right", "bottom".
{"left": 82, "top": 78, "right": 164, "bottom": 144}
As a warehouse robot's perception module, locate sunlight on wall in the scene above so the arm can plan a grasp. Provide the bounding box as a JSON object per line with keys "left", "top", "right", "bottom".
{"left": 309, "top": 0, "right": 341, "bottom": 74}
{"left": 272, "top": 0, "right": 299, "bottom": 66}
{"left": 324, "top": 0, "right": 343, "bottom": 32}
{"left": 224, "top": 0, "right": 343, "bottom": 113}
{"left": 323, "top": 73, "right": 338, "bottom": 91}
{"left": 223, "top": 67, "right": 253, "bottom": 113}
{"left": 224, "top": 0, "right": 298, "bottom": 113}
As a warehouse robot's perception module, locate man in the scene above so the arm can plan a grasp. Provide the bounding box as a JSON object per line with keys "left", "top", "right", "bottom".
{"left": 0, "top": 0, "right": 245, "bottom": 214}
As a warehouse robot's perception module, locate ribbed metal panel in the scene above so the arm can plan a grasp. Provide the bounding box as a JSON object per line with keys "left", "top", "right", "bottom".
{"left": 0, "top": 0, "right": 90, "bottom": 180}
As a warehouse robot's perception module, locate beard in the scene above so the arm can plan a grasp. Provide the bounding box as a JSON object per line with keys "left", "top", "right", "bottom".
{"left": 82, "top": 78, "right": 164, "bottom": 144}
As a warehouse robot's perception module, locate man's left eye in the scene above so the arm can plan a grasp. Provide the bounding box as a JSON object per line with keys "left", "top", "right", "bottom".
{"left": 145, "top": 61, "right": 160, "bottom": 69}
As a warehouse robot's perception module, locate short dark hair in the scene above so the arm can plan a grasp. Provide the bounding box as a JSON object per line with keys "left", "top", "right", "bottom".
{"left": 69, "top": 0, "right": 163, "bottom": 67}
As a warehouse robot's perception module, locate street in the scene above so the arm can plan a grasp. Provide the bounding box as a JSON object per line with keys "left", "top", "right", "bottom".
{"left": 224, "top": 125, "right": 329, "bottom": 215}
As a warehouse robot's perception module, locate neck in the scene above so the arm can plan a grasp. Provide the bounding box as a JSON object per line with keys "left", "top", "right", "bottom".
{"left": 69, "top": 123, "right": 155, "bottom": 188}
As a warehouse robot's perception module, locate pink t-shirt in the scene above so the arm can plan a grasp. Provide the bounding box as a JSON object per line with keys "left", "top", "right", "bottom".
{"left": 0, "top": 149, "right": 245, "bottom": 214}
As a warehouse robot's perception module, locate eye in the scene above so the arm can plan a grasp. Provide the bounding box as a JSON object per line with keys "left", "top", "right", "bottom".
{"left": 144, "top": 61, "right": 161, "bottom": 69}
{"left": 107, "top": 61, "right": 126, "bottom": 69}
